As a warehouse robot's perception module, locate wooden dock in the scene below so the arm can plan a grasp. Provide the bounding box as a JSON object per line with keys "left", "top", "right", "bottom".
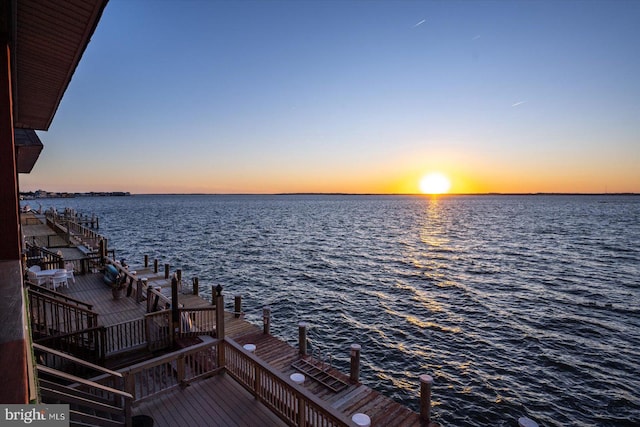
{"left": 52, "top": 267, "right": 424, "bottom": 426}
{"left": 23, "top": 209, "right": 431, "bottom": 426}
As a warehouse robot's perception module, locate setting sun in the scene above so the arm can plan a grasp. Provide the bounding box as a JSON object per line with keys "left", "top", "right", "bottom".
{"left": 419, "top": 172, "right": 451, "bottom": 194}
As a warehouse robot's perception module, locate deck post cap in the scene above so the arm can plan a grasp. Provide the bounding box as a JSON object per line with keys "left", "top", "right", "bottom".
{"left": 350, "top": 344, "right": 361, "bottom": 351}
{"left": 298, "top": 322, "right": 307, "bottom": 327}
{"left": 290, "top": 373, "right": 305, "bottom": 384}
{"left": 420, "top": 374, "right": 434, "bottom": 384}
{"left": 518, "top": 417, "right": 538, "bottom": 427}
{"left": 243, "top": 344, "right": 256, "bottom": 353}
{"left": 351, "top": 413, "right": 371, "bottom": 426}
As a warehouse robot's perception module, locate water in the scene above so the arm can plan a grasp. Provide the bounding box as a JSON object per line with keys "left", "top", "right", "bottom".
{"left": 29, "top": 194, "right": 640, "bottom": 426}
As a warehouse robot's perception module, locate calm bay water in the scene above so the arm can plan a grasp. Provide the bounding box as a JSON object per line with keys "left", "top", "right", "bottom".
{"left": 32, "top": 194, "right": 640, "bottom": 426}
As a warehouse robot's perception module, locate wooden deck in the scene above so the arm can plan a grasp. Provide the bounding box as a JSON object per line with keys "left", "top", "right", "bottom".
{"left": 132, "top": 373, "right": 287, "bottom": 427}
{"left": 55, "top": 268, "right": 423, "bottom": 426}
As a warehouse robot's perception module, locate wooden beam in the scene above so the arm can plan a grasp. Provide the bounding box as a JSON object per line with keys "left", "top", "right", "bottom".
{"left": 0, "top": 42, "right": 20, "bottom": 260}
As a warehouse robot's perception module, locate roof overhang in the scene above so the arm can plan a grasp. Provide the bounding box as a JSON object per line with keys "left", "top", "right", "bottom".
{"left": 14, "top": 129, "right": 42, "bottom": 173}
{"left": 12, "top": 0, "right": 108, "bottom": 130}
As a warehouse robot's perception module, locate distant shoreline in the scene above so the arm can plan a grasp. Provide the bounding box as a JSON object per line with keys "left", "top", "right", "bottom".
{"left": 20, "top": 191, "right": 639, "bottom": 199}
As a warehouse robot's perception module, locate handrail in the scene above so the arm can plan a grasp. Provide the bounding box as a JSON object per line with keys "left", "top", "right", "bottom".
{"left": 105, "top": 318, "right": 146, "bottom": 355}
{"left": 223, "top": 337, "right": 353, "bottom": 426}
{"left": 37, "top": 365, "right": 132, "bottom": 400}
{"left": 35, "top": 325, "right": 106, "bottom": 362}
{"left": 28, "top": 290, "right": 99, "bottom": 342}
{"left": 25, "top": 242, "right": 64, "bottom": 270}
{"left": 33, "top": 343, "right": 121, "bottom": 378}
{"left": 28, "top": 284, "right": 94, "bottom": 310}
{"left": 121, "top": 336, "right": 221, "bottom": 402}
{"left": 28, "top": 288, "right": 99, "bottom": 319}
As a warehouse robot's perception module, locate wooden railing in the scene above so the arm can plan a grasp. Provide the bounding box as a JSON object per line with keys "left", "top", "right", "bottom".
{"left": 25, "top": 242, "right": 64, "bottom": 270}
{"left": 178, "top": 307, "right": 217, "bottom": 337}
{"left": 145, "top": 310, "right": 171, "bottom": 352}
{"left": 223, "top": 338, "right": 352, "bottom": 427}
{"left": 34, "top": 344, "right": 132, "bottom": 427}
{"left": 122, "top": 336, "right": 221, "bottom": 403}
{"left": 28, "top": 283, "right": 94, "bottom": 310}
{"left": 35, "top": 326, "right": 106, "bottom": 364}
{"left": 28, "top": 289, "right": 98, "bottom": 337}
{"left": 105, "top": 319, "right": 146, "bottom": 355}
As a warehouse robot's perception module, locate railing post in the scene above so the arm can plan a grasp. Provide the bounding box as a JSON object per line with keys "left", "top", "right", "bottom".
{"left": 146, "top": 286, "right": 153, "bottom": 313}
{"left": 215, "top": 285, "right": 225, "bottom": 339}
{"left": 192, "top": 277, "right": 199, "bottom": 295}
{"left": 99, "top": 239, "right": 105, "bottom": 265}
{"left": 164, "top": 263, "right": 170, "bottom": 279}
{"left": 177, "top": 354, "right": 185, "bottom": 385}
{"left": 123, "top": 371, "right": 136, "bottom": 402}
{"left": 298, "top": 322, "right": 307, "bottom": 356}
{"left": 136, "top": 279, "right": 143, "bottom": 303}
{"left": 171, "top": 276, "right": 179, "bottom": 338}
{"left": 144, "top": 254, "right": 149, "bottom": 268}
{"left": 350, "top": 344, "right": 361, "bottom": 383}
{"left": 420, "top": 374, "right": 433, "bottom": 424}
{"left": 99, "top": 327, "right": 107, "bottom": 363}
{"left": 176, "top": 269, "right": 182, "bottom": 287}
{"left": 297, "top": 396, "right": 306, "bottom": 426}
{"left": 263, "top": 307, "right": 271, "bottom": 335}
{"left": 234, "top": 295, "right": 242, "bottom": 318}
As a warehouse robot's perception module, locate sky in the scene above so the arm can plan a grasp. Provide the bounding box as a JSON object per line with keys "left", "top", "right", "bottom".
{"left": 19, "top": 0, "right": 640, "bottom": 194}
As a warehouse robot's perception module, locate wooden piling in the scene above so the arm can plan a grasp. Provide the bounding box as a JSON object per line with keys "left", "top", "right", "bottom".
{"left": 144, "top": 255, "right": 148, "bottom": 268}
{"left": 192, "top": 277, "right": 199, "bottom": 295}
{"left": 420, "top": 374, "right": 433, "bottom": 424}
{"left": 154, "top": 259, "right": 158, "bottom": 273}
{"left": 263, "top": 307, "right": 271, "bottom": 335}
{"left": 298, "top": 322, "right": 307, "bottom": 356}
{"left": 234, "top": 295, "right": 242, "bottom": 318}
{"left": 350, "top": 344, "right": 361, "bottom": 383}
{"left": 164, "top": 263, "right": 170, "bottom": 279}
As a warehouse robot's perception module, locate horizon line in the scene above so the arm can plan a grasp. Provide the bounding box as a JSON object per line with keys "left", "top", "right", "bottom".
{"left": 21, "top": 191, "right": 640, "bottom": 197}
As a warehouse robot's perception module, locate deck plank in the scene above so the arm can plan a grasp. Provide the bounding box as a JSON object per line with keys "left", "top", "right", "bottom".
{"left": 133, "top": 374, "right": 286, "bottom": 426}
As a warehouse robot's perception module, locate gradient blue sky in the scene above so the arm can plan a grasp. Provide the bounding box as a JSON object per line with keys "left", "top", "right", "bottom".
{"left": 20, "top": 0, "right": 640, "bottom": 194}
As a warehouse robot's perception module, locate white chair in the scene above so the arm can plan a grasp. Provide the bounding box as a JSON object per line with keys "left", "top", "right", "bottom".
{"left": 51, "top": 270, "right": 69, "bottom": 290}
{"left": 28, "top": 265, "right": 41, "bottom": 273}
{"left": 64, "top": 262, "right": 76, "bottom": 284}
{"left": 27, "top": 269, "right": 49, "bottom": 287}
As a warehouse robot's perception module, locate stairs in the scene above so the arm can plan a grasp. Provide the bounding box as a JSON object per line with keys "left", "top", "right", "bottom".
{"left": 35, "top": 345, "right": 132, "bottom": 427}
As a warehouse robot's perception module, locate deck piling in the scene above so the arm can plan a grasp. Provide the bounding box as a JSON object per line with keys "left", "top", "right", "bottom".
{"left": 234, "top": 295, "right": 242, "bottom": 318}
{"left": 192, "top": 277, "right": 199, "bottom": 296}
{"left": 298, "top": 322, "right": 307, "bottom": 356}
{"left": 164, "top": 263, "right": 169, "bottom": 279}
{"left": 263, "top": 307, "right": 271, "bottom": 335}
{"left": 154, "top": 259, "right": 158, "bottom": 273}
{"left": 420, "top": 374, "right": 433, "bottom": 424}
{"left": 350, "top": 344, "right": 361, "bottom": 383}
